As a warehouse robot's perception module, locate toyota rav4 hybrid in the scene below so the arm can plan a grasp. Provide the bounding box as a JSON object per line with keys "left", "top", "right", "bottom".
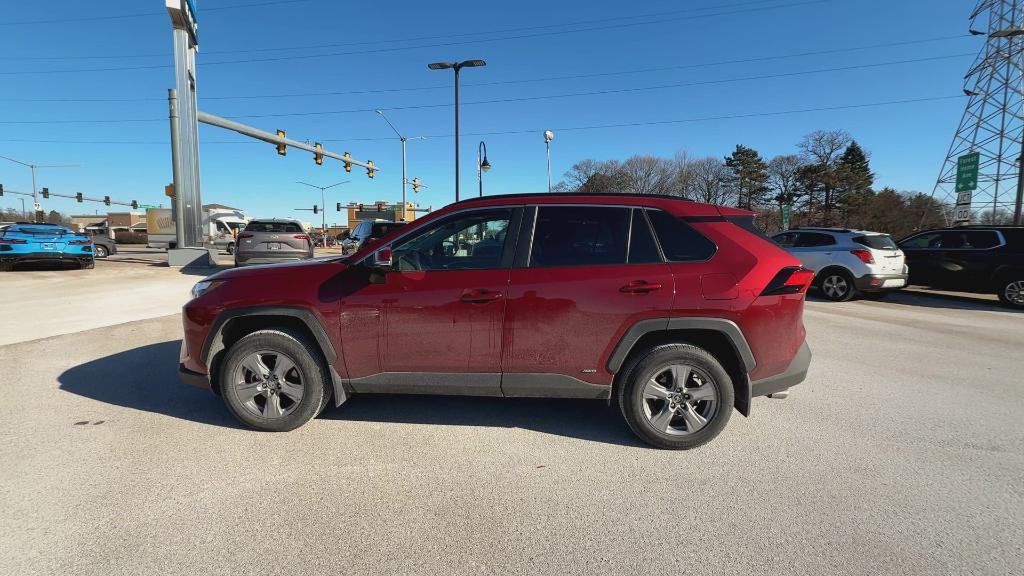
{"left": 180, "top": 193, "right": 813, "bottom": 449}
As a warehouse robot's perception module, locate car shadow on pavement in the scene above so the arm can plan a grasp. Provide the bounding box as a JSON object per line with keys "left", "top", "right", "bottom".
{"left": 57, "top": 340, "right": 242, "bottom": 428}
{"left": 321, "top": 394, "right": 645, "bottom": 447}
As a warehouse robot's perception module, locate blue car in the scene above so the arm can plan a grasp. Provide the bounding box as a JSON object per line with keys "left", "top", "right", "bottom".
{"left": 0, "top": 222, "right": 95, "bottom": 271}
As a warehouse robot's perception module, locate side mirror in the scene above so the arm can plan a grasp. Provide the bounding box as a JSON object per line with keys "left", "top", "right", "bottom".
{"left": 373, "top": 247, "right": 393, "bottom": 268}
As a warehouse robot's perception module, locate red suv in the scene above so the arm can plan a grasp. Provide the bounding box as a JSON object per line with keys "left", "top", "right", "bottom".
{"left": 180, "top": 193, "right": 812, "bottom": 449}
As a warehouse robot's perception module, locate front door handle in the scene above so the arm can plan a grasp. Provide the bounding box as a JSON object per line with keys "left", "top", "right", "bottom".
{"left": 620, "top": 280, "right": 663, "bottom": 294}
{"left": 460, "top": 289, "right": 503, "bottom": 303}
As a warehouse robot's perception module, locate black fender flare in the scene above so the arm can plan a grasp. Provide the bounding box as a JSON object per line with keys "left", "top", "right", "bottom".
{"left": 202, "top": 306, "right": 348, "bottom": 406}
{"left": 606, "top": 317, "right": 756, "bottom": 375}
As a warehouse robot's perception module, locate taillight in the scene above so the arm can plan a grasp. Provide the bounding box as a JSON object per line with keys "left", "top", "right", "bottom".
{"left": 0, "top": 238, "right": 27, "bottom": 244}
{"left": 850, "top": 249, "right": 874, "bottom": 265}
{"left": 238, "top": 233, "right": 253, "bottom": 239}
{"left": 294, "top": 234, "right": 310, "bottom": 242}
{"left": 762, "top": 267, "right": 815, "bottom": 296}
{"left": 68, "top": 239, "right": 91, "bottom": 245}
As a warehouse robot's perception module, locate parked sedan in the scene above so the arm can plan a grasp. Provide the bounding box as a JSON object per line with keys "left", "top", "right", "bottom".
{"left": 0, "top": 222, "right": 95, "bottom": 271}
{"left": 89, "top": 234, "right": 117, "bottom": 258}
{"left": 234, "top": 219, "right": 313, "bottom": 266}
{"left": 771, "top": 227, "right": 907, "bottom": 301}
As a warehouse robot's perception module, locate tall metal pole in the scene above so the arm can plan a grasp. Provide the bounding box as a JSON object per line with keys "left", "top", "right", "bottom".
{"left": 30, "top": 166, "right": 38, "bottom": 211}
{"left": 321, "top": 187, "right": 327, "bottom": 247}
{"left": 1015, "top": 140, "right": 1024, "bottom": 224}
{"left": 546, "top": 142, "right": 552, "bottom": 193}
{"left": 401, "top": 137, "right": 408, "bottom": 220}
{"left": 454, "top": 65, "right": 461, "bottom": 203}
{"left": 168, "top": 88, "right": 187, "bottom": 249}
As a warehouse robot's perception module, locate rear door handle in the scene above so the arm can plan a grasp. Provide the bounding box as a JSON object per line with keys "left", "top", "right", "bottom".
{"left": 460, "top": 289, "right": 503, "bottom": 303}
{"left": 620, "top": 280, "right": 663, "bottom": 294}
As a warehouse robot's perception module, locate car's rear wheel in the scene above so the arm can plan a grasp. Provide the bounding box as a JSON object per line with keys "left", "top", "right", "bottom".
{"left": 618, "top": 344, "right": 734, "bottom": 450}
{"left": 226, "top": 242, "right": 235, "bottom": 255}
{"left": 219, "top": 329, "right": 330, "bottom": 431}
{"left": 94, "top": 245, "right": 108, "bottom": 258}
{"left": 0, "top": 261, "right": 13, "bottom": 272}
{"left": 997, "top": 276, "right": 1024, "bottom": 309}
{"left": 818, "top": 270, "right": 855, "bottom": 302}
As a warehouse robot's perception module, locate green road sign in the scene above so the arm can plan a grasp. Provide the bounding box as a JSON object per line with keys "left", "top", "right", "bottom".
{"left": 781, "top": 204, "right": 792, "bottom": 230}
{"left": 955, "top": 152, "right": 980, "bottom": 193}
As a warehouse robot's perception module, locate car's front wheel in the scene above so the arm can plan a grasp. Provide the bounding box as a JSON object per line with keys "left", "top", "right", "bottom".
{"left": 618, "top": 344, "right": 734, "bottom": 450}
{"left": 997, "top": 275, "right": 1024, "bottom": 309}
{"left": 219, "top": 329, "right": 330, "bottom": 431}
{"left": 94, "top": 245, "right": 108, "bottom": 258}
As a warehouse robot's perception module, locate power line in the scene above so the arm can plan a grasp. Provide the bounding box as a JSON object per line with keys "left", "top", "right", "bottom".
{"left": 0, "top": 94, "right": 965, "bottom": 145}
{"left": 0, "top": 0, "right": 802, "bottom": 60}
{"left": 0, "top": 0, "right": 830, "bottom": 75}
{"left": 0, "top": 0, "right": 315, "bottom": 27}
{"left": 0, "top": 52, "right": 974, "bottom": 125}
{"left": 0, "top": 34, "right": 970, "bottom": 103}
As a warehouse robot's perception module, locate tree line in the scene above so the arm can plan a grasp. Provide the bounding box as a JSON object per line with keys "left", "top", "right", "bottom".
{"left": 554, "top": 129, "right": 955, "bottom": 239}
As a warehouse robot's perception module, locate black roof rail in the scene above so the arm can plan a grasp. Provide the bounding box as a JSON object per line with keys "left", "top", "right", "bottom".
{"left": 453, "top": 191, "right": 695, "bottom": 205}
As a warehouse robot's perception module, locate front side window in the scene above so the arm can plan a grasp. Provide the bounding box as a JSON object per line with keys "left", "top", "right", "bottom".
{"left": 530, "top": 206, "right": 629, "bottom": 267}
{"left": 391, "top": 208, "right": 512, "bottom": 271}
{"left": 900, "top": 232, "right": 942, "bottom": 249}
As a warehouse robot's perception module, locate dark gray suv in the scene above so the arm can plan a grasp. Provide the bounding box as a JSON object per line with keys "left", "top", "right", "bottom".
{"left": 234, "top": 219, "right": 313, "bottom": 266}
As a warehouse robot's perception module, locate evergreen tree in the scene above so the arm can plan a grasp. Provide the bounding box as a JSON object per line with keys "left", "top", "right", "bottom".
{"left": 723, "top": 145, "right": 770, "bottom": 210}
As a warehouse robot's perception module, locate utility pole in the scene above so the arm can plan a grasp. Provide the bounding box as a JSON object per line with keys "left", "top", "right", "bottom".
{"left": 0, "top": 155, "right": 80, "bottom": 220}
{"left": 928, "top": 0, "right": 1024, "bottom": 225}
{"left": 375, "top": 110, "right": 424, "bottom": 220}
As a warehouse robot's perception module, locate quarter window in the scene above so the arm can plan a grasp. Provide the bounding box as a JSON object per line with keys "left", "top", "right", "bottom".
{"left": 646, "top": 209, "right": 716, "bottom": 262}
{"left": 529, "top": 206, "right": 630, "bottom": 267}
{"left": 391, "top": 209, "right": 512, "bottom": 271}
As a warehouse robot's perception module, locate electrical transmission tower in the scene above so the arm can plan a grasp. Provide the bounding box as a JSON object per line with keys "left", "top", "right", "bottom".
{"left": 930, "top": 0, "right": 1024, "bottom": 226}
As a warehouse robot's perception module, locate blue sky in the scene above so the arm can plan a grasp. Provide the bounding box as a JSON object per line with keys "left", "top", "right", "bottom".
{"left": 1, "top": 0, "right": 973, "bottom": 225}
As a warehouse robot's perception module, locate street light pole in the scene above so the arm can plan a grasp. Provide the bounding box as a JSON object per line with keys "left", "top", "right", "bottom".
{"left": 477, "top": 141, "right": 491, "bottom": 197}
{"left": 296, "top": 180, "right": 349, "bottom": 247}
{"left": 375, "top": 110, "right": 424, "bottom": 221}
{"left": 543, "top": 130, "right": 555, "bottom": 193}
{"left": 0, "top": 154, "right": 80, "bottom": 221}
{"left": 428, "top": 59, "right": 486, "bottom": 203}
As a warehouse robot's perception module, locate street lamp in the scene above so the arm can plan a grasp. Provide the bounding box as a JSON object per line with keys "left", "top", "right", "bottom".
{"left": 427, "top": 59, "right": 487, "bottom": 202}
{"left": 477, "top": 141, "right": 491, "bottom": 197}
{"left": 296, "top": 180, "right": 349, "bottom": 247}
{"left": 375, "top": 109, "right": 425, "bottom": 221}
{"left": 543, "top": 130, "right": 555, "bottom": 193}
{"left": 0, "top": 154, "right": 79, "bottom": 220}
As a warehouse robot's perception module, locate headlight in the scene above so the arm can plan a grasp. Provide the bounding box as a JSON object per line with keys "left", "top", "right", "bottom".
{"left": 191, "top": 280, "right": 225, "bottom": 300}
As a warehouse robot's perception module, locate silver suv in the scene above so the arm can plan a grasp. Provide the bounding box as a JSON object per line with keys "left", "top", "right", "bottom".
{"left": 771, "top": 227, "right": 908, "bottom": 301}
{"left": 234, "top": 219, "right": 313, "bottom": 266}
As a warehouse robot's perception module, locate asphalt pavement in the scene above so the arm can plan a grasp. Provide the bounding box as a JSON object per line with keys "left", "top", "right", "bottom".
{"left": 1, "top": 290, "right": 1021, "bottom": 575}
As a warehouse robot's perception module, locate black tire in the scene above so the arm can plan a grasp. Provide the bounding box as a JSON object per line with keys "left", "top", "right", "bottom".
{"left": 817, "top": 269, "right": 856, "bottom": 302}
{"left": 0, "top": 261, "right": 13, "bottom": 272}
{"left": 618, "top": 343, "right": 734, "bottom": 450}
{"left": 94, "top": 245, "right": 108, "bottom": 258}
{"left": 219, "top": 329, "right": 330, "bottom": 432}
{"left": 226, "top": 242, "right": 235, "bottom": 255}
{"left": 996, "top": 275, "right": 1024, "bottom": 309}
{"left": 79, "top": 259, "right": 95, "bottom": 270}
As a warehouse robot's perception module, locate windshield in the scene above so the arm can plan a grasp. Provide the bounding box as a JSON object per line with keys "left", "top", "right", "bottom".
{"left": 244, "top": 221, "right": 303, "bottom": 233}
{"left": 853, "top": 234, "right": 897, "bottom": 250}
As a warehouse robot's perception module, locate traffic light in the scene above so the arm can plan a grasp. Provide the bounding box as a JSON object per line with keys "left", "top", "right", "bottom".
{"left": 412, "top": 177, "right": 421, "bottom": 193}
{"left": 276, "top": 130, "right": 286, "bottom": 156}
{"left": 76, "top": 192, "right": 83, "bottom": 203}
{"left": 165, "top": 184, "right": 175, "bottom": 198}
{"left": 314, "top": 142, "right": 324, "bottom": 166}
{"left": 366, "top": 160, "right": 375, "bottom": 179}
{"left": 41, "top": 187, "right": 49, "bottom": 199}
{"left": 342, "top": 152, "right": 352, "bottom": 173}
{"left": 313, "top": 205, "right": 319, "bottom": 215}
{"left": 358, "top": 203, "right": 364, "bottom": 211}
{"left": 131, "top": 200, "right": 139, "bottom": 209}
{"left": 104, "top": 196, "right": 111, "bottom": 206}
{"left": 336, "top": 202, "right": 342, "bottom": 212}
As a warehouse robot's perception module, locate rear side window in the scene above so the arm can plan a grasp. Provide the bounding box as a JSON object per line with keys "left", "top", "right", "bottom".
{"left": 853, "top": 234, "right": 896, "bottom": 250}
{"left": 900, "top": 232, "right": 942, "bottom": 249}
{"left": 772, "top": 232, "right": 797, "bottom": 247}
{"left": 628, "top": 209, "right": 662, "bottom": 264}
{"left": 245, "top": 221, "right": 303, "bottom": 233}
{"left": 645, "top": 209, "right": 716, "bottom": 262}
{"left": 530, "top": 206, "right": 629, "bottom": 267}
{"left": 727, "top": 215, "right": 769, "bottom": 240}
{"left": 794, "top": 232, "right": 836, "bottom": 247}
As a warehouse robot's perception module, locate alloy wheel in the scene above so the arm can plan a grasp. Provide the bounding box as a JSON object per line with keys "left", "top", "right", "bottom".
{"left": 233, "top": 350, "right": 305, "bottom": 418}
{"left": 822, "top": 275, "right": 849, "bottom": 299}
{"left": 1005, "top": 280, "right": 1024, "bottom": 306}
{"left": 642, "top": 364, "right": 719, "bottom": 435}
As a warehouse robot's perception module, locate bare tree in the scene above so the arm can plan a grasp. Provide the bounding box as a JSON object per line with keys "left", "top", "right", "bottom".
{"left": 668, "top": 150, "right": 695, "bottom": 198}
{"left": 621, "top": 155, "right": 673, "bottom": 195}
{"left": 687, "top": 157, "right": 732, "bottom": 205}
{"left": 797, "top": 129, "right": 853, "bottom": 222}
{"left": 767, "top": 155, "right": 804, "bottom": 205}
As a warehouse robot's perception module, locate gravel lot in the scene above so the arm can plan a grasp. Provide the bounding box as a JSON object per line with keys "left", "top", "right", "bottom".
{"left": 1, "top": 282, "right": 1021, "bottom": 575}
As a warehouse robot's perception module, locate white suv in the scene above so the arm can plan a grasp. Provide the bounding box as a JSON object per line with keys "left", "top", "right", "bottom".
{"left": 771, "top": 228, "right": 908, "bottom": 301}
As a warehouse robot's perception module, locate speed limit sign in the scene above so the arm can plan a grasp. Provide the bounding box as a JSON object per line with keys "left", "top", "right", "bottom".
{"left": 953, "top": 205, "right": 972, "bottom": 224}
